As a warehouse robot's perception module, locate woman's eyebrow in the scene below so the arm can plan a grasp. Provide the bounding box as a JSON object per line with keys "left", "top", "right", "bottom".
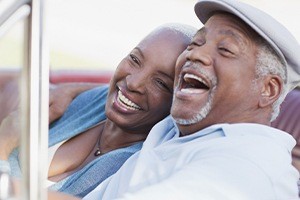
{"left": 158, "top": 70, "right": 174, "bottom": 82}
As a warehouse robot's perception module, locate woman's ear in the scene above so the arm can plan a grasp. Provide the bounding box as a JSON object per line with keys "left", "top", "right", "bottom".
{"left": 259, "top": 75, "right": 283, "bottom": 108}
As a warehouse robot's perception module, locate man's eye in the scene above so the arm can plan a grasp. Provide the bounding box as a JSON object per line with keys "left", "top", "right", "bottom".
{"left": 187, "top": 42, "right": 196, "bottom": 50}
{"left": 187, "top": 40, "right": 205, "bottom": 51}
{"left": 219, "top": 47, "right": 234, "bottom": 56}
{"left": 186, "top": 45, "right": 192, "bottom": 51}
{"left": 189, "top": 41, "right": 200, "bottom": 47}
{"left": 130, "top": 54, "right": 139, "bottom": 64}
{"left": 219, "top": 47, "right": 231, "bottom": 52}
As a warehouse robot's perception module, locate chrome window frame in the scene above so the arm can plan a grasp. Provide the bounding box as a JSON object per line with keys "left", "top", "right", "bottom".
{"left": 0, "top": 0, "right": 48, "bottom": 199}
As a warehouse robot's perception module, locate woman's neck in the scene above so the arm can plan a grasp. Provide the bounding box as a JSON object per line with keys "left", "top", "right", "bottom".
{"left": 99, "top": 119, "right": 147, "bottom": 154}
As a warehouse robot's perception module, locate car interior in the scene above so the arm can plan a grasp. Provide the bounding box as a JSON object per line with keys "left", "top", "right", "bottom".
{"left": 0, "top": 0, "right": 299, "bottom": 199}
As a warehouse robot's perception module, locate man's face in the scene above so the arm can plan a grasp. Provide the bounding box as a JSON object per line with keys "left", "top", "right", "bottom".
{"left": 171, "top": 13, "right": 261, "bottom": 135}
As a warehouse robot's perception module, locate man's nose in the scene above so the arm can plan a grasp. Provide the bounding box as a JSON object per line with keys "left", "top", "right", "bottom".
{"left": 126, "top": 72, "right": 146, "bottom": 94}
{"left": 185, "top": 46, "right": 213, "bottom": 67}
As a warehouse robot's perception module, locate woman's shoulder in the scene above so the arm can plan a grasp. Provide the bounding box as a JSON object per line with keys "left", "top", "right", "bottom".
{"left": 75, "top": 84, "right": 109, "bottom": 102}
{"left": 49, "top": 85, "right": 109, "bottom": 142}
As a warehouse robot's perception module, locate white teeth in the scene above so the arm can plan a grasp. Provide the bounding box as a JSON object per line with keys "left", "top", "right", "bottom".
{"left": 180, "top": 88, "right": 195, "bottom": 93}
{"left": 184, "top": 73, "right": 208, "bottom": 87}
{"left": 180, "top": 87, "right": 206, "bottom": 94}
{"left": 180, "top": 73, "right": 209, "bottom": 94}
{"left": 117, "top": 90, "right": 141, "bottom": 110}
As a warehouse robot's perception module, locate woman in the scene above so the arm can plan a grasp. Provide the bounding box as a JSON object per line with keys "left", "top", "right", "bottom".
{"left": 0, "top": 23, "right": 196, "bottom": 197}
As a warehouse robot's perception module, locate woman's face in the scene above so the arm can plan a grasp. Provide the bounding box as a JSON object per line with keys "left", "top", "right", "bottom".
{"left": 105, "top": 27, "right": 191, "bottom": 134}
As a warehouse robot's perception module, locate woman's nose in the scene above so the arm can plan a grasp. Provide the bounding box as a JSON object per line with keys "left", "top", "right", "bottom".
{"left": 126, "top": 72, "right": 146, "bottom": 94}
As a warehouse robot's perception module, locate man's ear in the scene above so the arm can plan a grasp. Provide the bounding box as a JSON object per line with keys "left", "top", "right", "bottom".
{"left": 259, "top": 75, "right": 283, "bottom": 108}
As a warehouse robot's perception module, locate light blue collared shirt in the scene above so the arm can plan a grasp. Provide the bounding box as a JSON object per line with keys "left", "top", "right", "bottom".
{"left": 84, "top": 116, "right": 299, "bottom": 200}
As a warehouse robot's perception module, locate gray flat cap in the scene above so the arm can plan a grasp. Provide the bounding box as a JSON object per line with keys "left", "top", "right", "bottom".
{"left": 194, "top": 0, "right": 300, "bottom": 91}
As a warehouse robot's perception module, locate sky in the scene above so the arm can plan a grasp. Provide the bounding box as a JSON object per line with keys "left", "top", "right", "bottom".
{"left": 46, "top": 0, "right": 300, "bottom": 71}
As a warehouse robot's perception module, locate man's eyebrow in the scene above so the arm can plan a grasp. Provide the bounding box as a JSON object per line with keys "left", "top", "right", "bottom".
{"left": 195, "top": 27, "right": 206, "bottom": 37}
{"left": 132, "top": 47, "right": 145, "bottom": 60}
{"left": 219, "top": 29, "right": 242, "bottom": 42}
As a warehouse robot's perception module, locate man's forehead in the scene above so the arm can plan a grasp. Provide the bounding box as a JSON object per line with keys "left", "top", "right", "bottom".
{"left": 194, "top": 25, "right": 242, "bottom": 41}
{"left": 194, "top": 14, "right": 257, "bottom": 42}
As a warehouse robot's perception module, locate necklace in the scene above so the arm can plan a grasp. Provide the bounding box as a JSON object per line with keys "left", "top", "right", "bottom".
{"left": 93, "top": 120, "right": 106, "bottom": 157}
{"left": 94, "top": 145, "right": 102, "bottom": 156}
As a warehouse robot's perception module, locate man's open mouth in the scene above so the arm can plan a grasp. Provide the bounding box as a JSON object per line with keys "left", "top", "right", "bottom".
{"left": 117, "top": 90, "right": 141, "bottom": 110}
{"left": 180, "top": 73, "right": 210, "bottom": 94}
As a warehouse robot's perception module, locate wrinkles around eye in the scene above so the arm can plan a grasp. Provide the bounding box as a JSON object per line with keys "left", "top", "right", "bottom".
{"left": 155, "top": 78, "right": 172, "bottom": 93}
{"left": 130, "top": 54, "right": 140, "bottom": 65}
{"left": 218, "top": 47, "right": 236, "bottom": 57}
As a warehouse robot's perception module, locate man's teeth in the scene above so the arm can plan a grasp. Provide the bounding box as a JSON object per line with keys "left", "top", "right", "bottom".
{"left": 118, "top": 90, "right": 141, "bottom": 110}
{"left": 180, "top": 88, "right": 196, "bottom": 93}
{"left": 183, "top": 73, "right": 207, "bottom": 86}
{"left": 180, "top": 73, "right": 209, "bottom": 94}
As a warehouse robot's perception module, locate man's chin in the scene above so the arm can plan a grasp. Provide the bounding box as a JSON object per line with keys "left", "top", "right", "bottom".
{"left": 171, "top": 105, "right": 212, "bottom": 133}
{"left": 172, "top": 114, "right": 205, "bottom": 126}
{"left": 173, "top": 116, "right": 197, "bottom": 126}
{"left": 173, "top": 117, "right": 206, "bottom": 136}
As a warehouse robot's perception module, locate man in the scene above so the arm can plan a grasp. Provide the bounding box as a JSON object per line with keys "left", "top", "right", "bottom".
{"left": 49, "top": 0, "right": 300, "bottom": 199}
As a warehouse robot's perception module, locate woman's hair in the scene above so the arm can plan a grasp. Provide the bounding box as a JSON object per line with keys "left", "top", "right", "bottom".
{"left": 153, "top": 23, "right": 197, "bottom": 41}
{"left": 255, "top": 39, "right": 288, "bottom": 121}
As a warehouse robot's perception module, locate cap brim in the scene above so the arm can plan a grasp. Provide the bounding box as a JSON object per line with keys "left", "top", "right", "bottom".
{"left": 194, "top": 0, "right": 300, "bottom": 90}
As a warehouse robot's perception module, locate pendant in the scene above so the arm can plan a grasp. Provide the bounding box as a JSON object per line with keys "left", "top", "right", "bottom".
{"left": 94, "top": 149, "right": 101, "bottom": 156}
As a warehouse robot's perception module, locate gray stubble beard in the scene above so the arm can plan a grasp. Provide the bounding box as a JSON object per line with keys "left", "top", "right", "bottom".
{"left": 171, "top": 86, "right": 216, "bottom": 126}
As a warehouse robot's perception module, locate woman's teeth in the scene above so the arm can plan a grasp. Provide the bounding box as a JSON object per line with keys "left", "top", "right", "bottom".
{"left": 118, "top": 90, "right": 141, "bottom": 110}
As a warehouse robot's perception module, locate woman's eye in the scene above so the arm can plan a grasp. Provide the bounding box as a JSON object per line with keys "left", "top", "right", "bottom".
{"left": 130, "top": 54, "right": 139, "bottom": 65}
{"left": 156, "top": 79, "right": 172, "bottom": 93}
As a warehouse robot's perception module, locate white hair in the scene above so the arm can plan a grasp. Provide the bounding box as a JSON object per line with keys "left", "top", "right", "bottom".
{"left": 255, "top": 40, "right": 288, "bottom": 121}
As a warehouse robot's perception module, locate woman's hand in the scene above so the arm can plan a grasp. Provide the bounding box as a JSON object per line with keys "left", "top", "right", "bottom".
{"left": 0, "top": 111, "right": 20, "bottom": 160}
{"left": 49, "top": 84, "right": 76, "bottom": 124}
